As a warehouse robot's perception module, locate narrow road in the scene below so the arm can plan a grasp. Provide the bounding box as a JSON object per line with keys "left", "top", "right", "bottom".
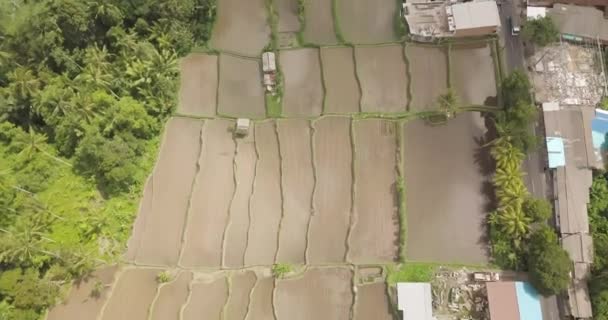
{"left": 497, "top": 1, "right": 561, "bottom": 319}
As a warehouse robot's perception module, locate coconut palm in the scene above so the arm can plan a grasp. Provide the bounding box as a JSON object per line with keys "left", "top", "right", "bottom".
{"left": 12, "top": 128, "right": 72, "bottom": 166}
{"left": 497, "top": 206, "right": 532, "bottom": 239}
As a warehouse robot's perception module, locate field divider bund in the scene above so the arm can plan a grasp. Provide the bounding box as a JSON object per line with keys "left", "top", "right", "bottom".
{"left": 215, "top": 54, "right": 221, "bottom": 116}
{"left": 345, "top": 118, "right": 357, "bottom": 263}
{"left": 351, "top": 47, "right": 364, "bottom": 113}
{"left": 177, "top": 122, "right": 206, "bottom": 268}
{"left": 271, "top": 278, "right": 280, "bottom": 320}
{"left": 178, "top": 275, "right": 195, "bottom": 320}
{"left": 221, "top": 130, "right": 241, "bottom": 268}
{"left": 244, "top": 125, "right": 260, "bottom": 266}
{"left": 273, "top": 120, "right": 288, "bottom": 263}
{"left": 447, "top": 43, "right": 453, "bottom": 89}
{"left": 146, "top": 271, "right": 178, "bottom": 320}
{"left": 395, "top": 121, "right": 407, "bottom": 263}
{"left": 318, "top": 49, "right": 328, "bottom": 115}
{"left": 242, "top": 272, "right": 258, "bottom": 320}
{"left": 305, "top": 120, "right": 318, "bottom": 265}
{"left": 403, "top": 43, "right": 414, "bottom": 112}
{"left": 350, "top": 266, "right": 359, "bottom": 320}
{"left": 219, "top": 275, "right": 232, "bottom": 320}
{"left": 96, "top": 267, "right": 127, "bottom": 320}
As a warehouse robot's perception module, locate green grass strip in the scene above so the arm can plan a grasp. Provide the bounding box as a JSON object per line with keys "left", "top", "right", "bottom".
{"left": 265, "top": 0, "right": 280, "bottom": 51}
{"left": 447, "top": 43, "right": 453, "bottom": 89}
{"left": 395, "top": 122, "right": 407, "bottom": 263}
{"left": 394, "top": 0, "right": 407, "bottom": 39}
{"left": 402, "top": 42, "right": 414, "bottom": 111}
{"left": 331, "top": 0, "right": 347, "bottom": 44}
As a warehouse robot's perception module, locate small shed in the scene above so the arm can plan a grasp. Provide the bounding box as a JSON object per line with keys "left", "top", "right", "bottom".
{"left": 396, "top": 283, "right": 433, "bottom": 320}
{"left": 262, "top": 52, "right": 277, "bottom": 73}
{"left": 487, "top": 281, "right": 543, "bottom": 320}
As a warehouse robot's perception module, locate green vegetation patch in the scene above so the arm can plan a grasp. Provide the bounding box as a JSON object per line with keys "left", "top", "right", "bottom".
{"left": 387, "top": 263, "right": 436, "bottom": 284}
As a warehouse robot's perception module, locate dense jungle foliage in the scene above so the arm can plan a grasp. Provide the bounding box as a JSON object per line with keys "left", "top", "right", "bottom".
{"left": 0, "top": 0, "right": 215, "bottom": 318}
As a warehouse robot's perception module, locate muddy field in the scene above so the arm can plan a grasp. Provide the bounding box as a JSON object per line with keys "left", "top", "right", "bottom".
{"left": 177, "top": 54, "right": 218, "bottom": 116}
{"left": 150, "top": 271, "right": 192, "bottom": 320}
{"left": 406, "top": 45, "right": 449, "bottom": 111}
{"left": 321, "top": 47, "right": 361, "bottom": 113}
{"left": 180, "top": 120, "right": 235, "bottom": 268}
{"left": 223, "top": 126, "right": 257, "bottom": 268}
{"left": 451, "top": 44, "right": 497, "bottom": 106}
{"left": 182, "top": 277, "right": 228, "bottom": 320}
{"left": 275, "top": 268, "right": 354, "bottom": 320}
{"left": 354, "top": 283, "right": 393, "bottom": 320}
{"left": 281, "top": 49, "right": 324, "bottom": 117}
{"left": 302, "top": 0, "right": 338, "bottom": 45}
{"left": 355, "top": 45, "right": 408, "bottom": 113}
{"left": 277, "top": 0, "right": 301, "bottom": 32}
{"left": 224, "top": 271, "right": 257, "bottom": 320}
{"left": 308, "top": 117, "right": 353, "bottom": 263}
{"left": 217, "top": 54, "right": 266, "bottom": 118}
{"left": 403, "top": 112, "right": 489, "bottom": 264}
{"left": 127, "top": 118, "right": 202, "bottom": 266}
{"left": 247, "top": 275, "right": 276, "bottom": 319}
{"left": 101, "top": 268, "right": 159, "bottom": 320}
{"left": 276, "top": 120, "right": 314, "bottom": 264}
{"left": 350, "top": 120, "right": 398, "bottom": 263}
{"left": 210, "top": 0, "right": 269, "bottom": 55}
{"left": 245, "top": 121, "right": 283, "bottom": 266}
{"left": 336, "top": 0, "right": 397, "bottom": 44}
{"left": 47, "top": 266, "right": 118, "bottom": 320}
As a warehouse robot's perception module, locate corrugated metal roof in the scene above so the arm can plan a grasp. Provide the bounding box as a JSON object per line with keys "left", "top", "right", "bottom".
{"left": 396, "top": 283, "right": 433, "bottom": 320}
{"left": 452, "top": 1, "right": 501, "bottom": 30}
{"left": 487, "top": 282, "right": 520, "bottom": 320}
{"left": 562, "top": 233, "right": 594, "bottom": 263}
{"left": 567, "top": 263, "right": 593, "bottom": 318}
{"left": 549, "top": 4, "right": 608, "bottom": 42}
{"left": 546, "top": 137, "right": 566, "bottom": 168}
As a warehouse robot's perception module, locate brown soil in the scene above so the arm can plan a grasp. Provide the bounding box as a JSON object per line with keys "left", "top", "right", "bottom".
{"left": 182, "top": 277, "right": 228, "bottom": 320}
{"left": 180, "top": 120, "right": 236, "bottom": 268}
{"left": 308, "top": 117, "right": 352, "bottom": 263}
{"left": 224, "top": 126, "right": 257, "bottom": 268}
{"left": 355, "top": 45, "right": 408, "bottom": 113}
{"left": 277, "top": 0, "right": 301, "bottom": 32}
{"left": 302, "top": 0, "right": 338, "bottom": 45}
{"left": 336, "top": 0, "right": 397, "bottom": 44}
{"left": 406, "top": 45, "right": 449, "bottom": 111}
{"left": 321, "top": 47, "right": 361, "bottom": 113}
{"left": 245, "top": 121, "right": 282, "bottom": 266}
{"left": 354, "top": 283, "right": 393, "bottom": 320}
{"left": 210, "top": 0, "right": 270, "bottom": 56}
{"left": 224, "top": 271, "right": 257, "bottom": 320}
{"left": 281, "top": 49, "right": 324, "bottom": 117}
{"left": 101, "top": 268, "right": 159, "bottom": 320}
{"left": 133, "top": 118, "right": 203, "bottom": 266}
{"left": 218, "top": 54, "right": 266, "bottom": 118}
{"left": 276, "top": 120, "right": 314, "bottom": 264}
{"left": 350, "top": 120, "right": 398, "bottom": 263}
{"left": 403, "top": 113, "right": 489, "bottom": 264}
{"left": 451, "top": 45, "right": 497, "bottom": 106}
{"left": 47, "top": 266, "right": 118, "bottom": 320}
{"left": 177, "top": 54, "right": 218, "bottom": 117}
{"left": 247, "top": 275, "right": 275, "bottom": 319}
{"left": 275, "top": 268, "right": 353, "bottom": 320}
{"left": 150, "top": 271, "right": 193, "bottom": 320}
{"left": 124, "top": 177, "right": 151, "bottom": 262}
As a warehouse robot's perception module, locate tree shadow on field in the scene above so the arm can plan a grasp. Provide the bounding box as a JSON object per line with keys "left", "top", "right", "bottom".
{"left": 473, "top": 112, "right": 499, "bottom": 259}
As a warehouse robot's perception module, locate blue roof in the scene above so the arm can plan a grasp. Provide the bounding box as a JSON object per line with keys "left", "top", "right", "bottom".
{"left": 515, "top": 282, "right": 542, "bottom": 320}
{"left": 592, "top": 109, "right": 608, "bottom": 151}
{"left": 546, "top": 137, "right": 565, "bottom": 168}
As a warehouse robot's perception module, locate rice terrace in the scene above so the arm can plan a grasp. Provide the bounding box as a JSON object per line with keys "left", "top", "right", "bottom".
{"left": 42, "top": 0, "right": 516, "bottom": 319}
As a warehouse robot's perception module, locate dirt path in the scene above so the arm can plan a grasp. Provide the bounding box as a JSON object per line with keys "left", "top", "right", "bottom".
{"left": 224, "top": 271, "right": 257, "bottom": 320}
{"left": 150, "top": 271, "right": 193, "bottom": 320}
{"left": 308, "top": 117, "right": 352, "bottom": 263}
{"left": 275, "top": 267, "right": 353, "bottom": 320}
{"left": 350, "top": 120, "right": 399, "bottom": 263}
{"left": 321, "top": 47, "right": 361, "bottom": 113}
{"left": 180, "top": 120, "right": 236, "bottom": 268}
{"left": 281, "top": 49, "right": 324, "bottom": 117}
{"left": 275, "top": 120, "right": 314, "bottom": 264}
{"left": 100, "top": 268, "right": 159, "bottom": 320}
{"left": 354, "top": 283, "right": 393, "bottom": 320}
{"left": 177, "top": 54, "right": 218, "bottom": 116}
{"left": 223, "top": 126, "right": 257, "bottom": 268}
{"left": 210, "top": 0, "right": 270, "bottom": 56}
{"left": 182, "top": 277, "right": 229, "bottom": 320}
{"left": 355, "top": 45, "right": 408, "bottom": 113}
{"left": 245, "top": 121, "right": 283, "bottom": 266}
{"left": 131, "top": 118, "right": 203, "bottom": 266}
{"left": 47, "top": 266, "right": 118, "bottom": 320}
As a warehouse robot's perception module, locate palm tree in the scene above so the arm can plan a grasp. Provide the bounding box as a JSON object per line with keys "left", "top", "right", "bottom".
{"left": 497, "top": 206, "right": 532, "bottom": 239}
{"left": 0, "top": 222, "right": 55, "bottom": 267}
{"left": 8, "top": 66, "right": 40, "bottom": 100}
{"left": 12, "top": 128, "right": 72, "bottom": 166}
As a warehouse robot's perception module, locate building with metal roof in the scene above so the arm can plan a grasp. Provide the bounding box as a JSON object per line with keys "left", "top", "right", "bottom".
{"left": 548, "top": 4, "right": 608, "bottom": 44}
{"left": 451, "top": 1, "right": 501, "bottom": 37}
{"left": 396, "top": 282, "right": 433, "bottom": 320}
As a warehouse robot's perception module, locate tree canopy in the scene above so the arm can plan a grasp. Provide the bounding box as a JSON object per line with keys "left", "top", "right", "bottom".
{"left": 0, "top": 0, "right": 217, "bottom": 318}
{"left": 522, "top": 16, "right": 559, "bottom": 47}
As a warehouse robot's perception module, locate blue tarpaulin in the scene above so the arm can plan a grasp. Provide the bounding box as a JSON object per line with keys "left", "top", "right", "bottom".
{"left": 592, "top": 109, "right": 608, "bottom": 152}
{"left": 546, "top": 137, "right": 565, "bottom": 168}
